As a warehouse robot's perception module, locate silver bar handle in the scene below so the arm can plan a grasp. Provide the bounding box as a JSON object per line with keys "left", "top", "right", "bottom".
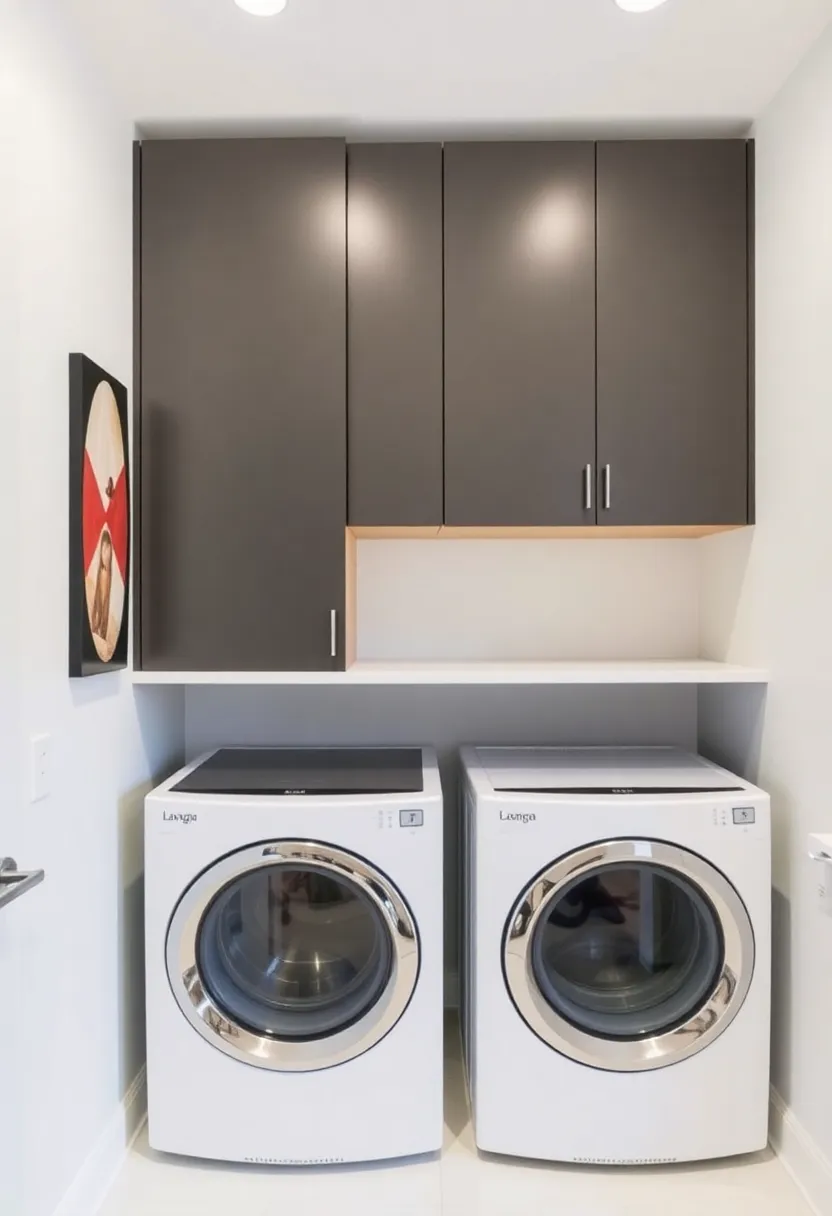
{"left": 330, "top": 609, "right": 337, "bottom": 659}
{"left": 603, "top": 464, "right": 611, "bottom": 511}
{"left": 0, "top": 858, "right": 45, "bottom": 911}
{"left": 583, "top": 464, "right": 592, "bottom": 511}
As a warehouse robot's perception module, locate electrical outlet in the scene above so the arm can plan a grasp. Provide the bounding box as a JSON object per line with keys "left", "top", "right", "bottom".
{"left": 30, "top": 733, "right": 51, "bottom": 802}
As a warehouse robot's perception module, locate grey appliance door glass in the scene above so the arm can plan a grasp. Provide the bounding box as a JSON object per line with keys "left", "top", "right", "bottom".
{"left": 531, "top": 863, "right": 723, "bottom": 1039}
{"left": 503, "top": 839, "right": 755, "bottom": 1072}
{"left": 197, "top": 863, "right": 393, "bottom": 1040}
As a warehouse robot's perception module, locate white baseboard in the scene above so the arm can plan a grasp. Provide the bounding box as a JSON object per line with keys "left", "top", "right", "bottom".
{"left": 52, "top": 1067, "right": 147, "bottom": 1216}
{"left": 770, "top": 1087, "right": 832, "bottom": 1216}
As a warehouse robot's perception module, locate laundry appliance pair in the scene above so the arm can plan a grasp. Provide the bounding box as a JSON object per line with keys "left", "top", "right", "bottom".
{"left": 145, "top": 744, "right": 770, "bottom": 1168}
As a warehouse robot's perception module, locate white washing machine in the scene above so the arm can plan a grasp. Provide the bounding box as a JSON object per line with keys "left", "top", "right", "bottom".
{"left": 145, "top": 746, "right": 443, "bottom": 1165}
{"left": 460, "top": 746, "right": 771, "bottom": 1165}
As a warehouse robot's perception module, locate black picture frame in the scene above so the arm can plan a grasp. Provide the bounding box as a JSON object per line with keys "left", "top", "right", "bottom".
{"left": 69, "top": 354, "right": 130, "bottom": 677}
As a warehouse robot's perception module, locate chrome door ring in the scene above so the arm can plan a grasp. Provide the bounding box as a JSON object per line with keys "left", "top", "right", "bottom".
{"left": 166, "top": 840, "right": 420, "bottom": 1072}
{"left": 503, "top": 839, "right": 755, "bottom": 1072}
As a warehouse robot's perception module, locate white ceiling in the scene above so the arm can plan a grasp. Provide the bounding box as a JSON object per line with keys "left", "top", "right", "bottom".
{"left": 66, "top": 0, "right": 832, "bottom": 134}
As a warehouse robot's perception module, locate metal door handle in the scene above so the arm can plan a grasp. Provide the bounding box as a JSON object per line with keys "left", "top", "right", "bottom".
{"left": 603, "top": 464, "right": 611, "bottom": 511}
{"left": 0, "top": 858, "right": 45, "bottom": 911}
{"left": 583, "top": 464, "right": 592, "bottom": 511}
{"left": 330, "top": 609, "right": 337, "bottom": 659}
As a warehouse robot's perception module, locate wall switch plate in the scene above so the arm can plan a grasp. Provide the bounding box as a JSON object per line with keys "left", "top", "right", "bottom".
{"left": 30, "top": 733, "right": 51, "bottom": 802}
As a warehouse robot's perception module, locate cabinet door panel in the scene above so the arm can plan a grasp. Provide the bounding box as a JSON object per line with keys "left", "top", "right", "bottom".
{"left": 444, "top": 142, "right": 596, "bottom": 527}
{"left": 597, "top": 140, "right": 749, "bottom": 526}
{"left": 140, "top": 139, "right": 346, "bottom": 671}
{"left": 348, "top": 144, "right": 443, "bottom": 526}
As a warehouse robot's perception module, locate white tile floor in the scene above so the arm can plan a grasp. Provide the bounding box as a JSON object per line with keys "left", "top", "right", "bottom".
{"left": 99, "top": 1020, "right": 812, "bottom": 1216}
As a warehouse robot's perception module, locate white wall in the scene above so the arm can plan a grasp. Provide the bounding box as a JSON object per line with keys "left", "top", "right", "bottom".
{"left": 0, "top": 7, "right": 26, "bottom": 1211}
{"left": 6, "top": 6, "right": 184, "bottom": 1215}
{"left": 699, "top": 20, "right": 832, "bottom": 1211}
{"left": 357, "top": 539, "right": 700, "bottom": 661}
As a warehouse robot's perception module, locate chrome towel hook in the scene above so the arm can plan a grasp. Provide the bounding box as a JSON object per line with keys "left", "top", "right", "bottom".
{"left": 0, "top": 858, "right": 45, "bottom": 911}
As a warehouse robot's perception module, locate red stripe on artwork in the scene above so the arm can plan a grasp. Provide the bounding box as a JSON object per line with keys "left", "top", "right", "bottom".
{"left": 82, "top": 453, "right": 128, "bottom": 578}
{"left": 82, "top": 452, "right": 106, "bottom": 570}
{"left": 106, "top": 468, "right": 129, "bottom": 578}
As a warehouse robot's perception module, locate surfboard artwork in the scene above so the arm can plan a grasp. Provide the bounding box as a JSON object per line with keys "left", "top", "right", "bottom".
{"left": 69, "top": 355, "right": 130, "bottom": 676}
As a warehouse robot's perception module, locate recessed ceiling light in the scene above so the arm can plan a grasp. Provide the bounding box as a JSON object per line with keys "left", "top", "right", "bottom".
{"left": 615, "top": 0, "right": 670, "bottom": 11}
{"left": 235, "top": 0, "right": 288, "bottom": 15}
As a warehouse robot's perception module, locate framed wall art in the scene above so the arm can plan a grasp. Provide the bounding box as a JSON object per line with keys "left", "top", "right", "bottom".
{"left": 69, "top": 354, "right": 130, "bottom": 677}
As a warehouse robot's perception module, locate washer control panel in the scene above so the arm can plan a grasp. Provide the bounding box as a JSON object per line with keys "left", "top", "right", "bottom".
{"left": 400, "top": 809, "right": 424, "bottom": 828}
{"left": 732, "top": 807, "right": 756, "bottom": 825}
{"left": 714, "top": 804, "right": 758, "bottom": 828}
{"left": 377, "top": 808, "right": 425, "bottom": 829}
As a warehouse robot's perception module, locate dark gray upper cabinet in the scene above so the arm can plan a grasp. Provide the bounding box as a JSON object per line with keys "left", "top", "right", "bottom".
{"left": 596, "top": 140, "right": 750, "bottom": 526}
{"left": 444, "top": 142, "right": 597, "bottom": 527}
{"left": 348, "top": 144, "right": 443, "bottom": 526}
{"left": 139, "top": 138, "right": 347, "bottom": 671}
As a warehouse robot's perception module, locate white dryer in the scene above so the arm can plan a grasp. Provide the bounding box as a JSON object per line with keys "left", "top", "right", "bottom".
{"left": 460, "top": 746, "right": 770, "bottom": 1165}
{"left": 145, "top": 746, "right": 443, "bottom": 1165}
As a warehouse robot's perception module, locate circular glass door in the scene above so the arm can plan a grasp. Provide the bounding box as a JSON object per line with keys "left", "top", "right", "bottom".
{"left": 198, "top": 863, "right": 394, "bottom": 1040}
{"left": 503, "top": 840, "right": 754, "bottom": 1072}
{"left": 167, "top": 842, "right": 419, "bottom": 1071}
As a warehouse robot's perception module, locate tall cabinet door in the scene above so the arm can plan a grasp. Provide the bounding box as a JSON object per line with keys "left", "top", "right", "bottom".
{"left": 348, "top": 144, "right": 443, "bottom": 526}
{"left": 596, "top": 141, "right": 750, "bottom": 526}
{"left": 139, "top": 139, "right": 347, "bottom": 671}
{"left": 444, "top": 143, "right": 596, "bottom": 527}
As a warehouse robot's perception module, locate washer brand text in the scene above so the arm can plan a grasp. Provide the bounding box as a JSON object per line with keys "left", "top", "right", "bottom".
{"left": 499, "top": 811, "right": 537, "bottom": 824}
{"left": 162, "top": 811, "right": 197, "bottom": 826}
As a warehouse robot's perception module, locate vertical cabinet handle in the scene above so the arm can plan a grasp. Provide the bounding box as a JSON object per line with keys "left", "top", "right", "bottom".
{"left": 330, "top": 609, "right": 337, "bottom": 659}
{"left": 583, "top": 464, "right": 592, "bottom": 512}
{"left": 603, "top": 464, "right": 611, "bottom": 511}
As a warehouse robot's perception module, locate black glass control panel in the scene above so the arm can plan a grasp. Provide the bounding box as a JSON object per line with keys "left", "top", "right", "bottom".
{"left": 172, "top": 747, "right": 424, "bottom": 796}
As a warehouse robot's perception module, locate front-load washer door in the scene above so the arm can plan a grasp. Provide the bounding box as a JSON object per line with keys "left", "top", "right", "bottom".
{"left": 166, "top": 841, "right": 420, "bottom": 1072}
{"left": 503, "top": 839, "right": 754, "bottom": 1072}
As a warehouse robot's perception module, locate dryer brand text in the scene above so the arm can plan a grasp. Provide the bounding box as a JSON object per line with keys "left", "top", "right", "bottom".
{"left": 499, "top": 811, "right": 537, "bottom": 824}
{"left": 162, "top": 811, "right": 197, "bottom": 826}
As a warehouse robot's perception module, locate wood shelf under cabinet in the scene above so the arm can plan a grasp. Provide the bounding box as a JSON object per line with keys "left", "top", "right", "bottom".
{"left": 349, "top": 525, "right": 745, "bottom": 540}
